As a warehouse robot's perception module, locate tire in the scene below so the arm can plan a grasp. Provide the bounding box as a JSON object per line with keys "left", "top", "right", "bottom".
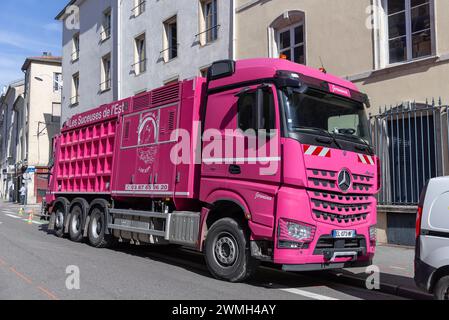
{"left": 54, "top": 207, "right": 65, "bottom": 238}
{"left": 434, "top": 275, "right": 449, "bottom": 300}
{"left": 205, "top": 218, "right": 259, "bottom": 282}
{"left": 69, "top": 206, "right": 84, "bottom": 243}
{"left": 87, "top": 208, "right": 115, "bottom": 248}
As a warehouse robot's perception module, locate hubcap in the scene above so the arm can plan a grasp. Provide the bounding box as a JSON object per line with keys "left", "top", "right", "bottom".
{"left": 71, "top": 214, "right": 80, "bottom": 234}
{"left": 214, "top": 232, "right": 238, "bottom": 267}
{"left": 92, "top": 216, "right": 101, "bottom": 239}
{"left": 55, "top": 211, "right": 64, "bottom": 229}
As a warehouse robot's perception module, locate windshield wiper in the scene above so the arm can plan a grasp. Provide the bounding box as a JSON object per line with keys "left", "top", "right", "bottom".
{"left": 333, "top": 132, "right": 372, "bottom": 151}
{"left": 293, "top": 126, "right": 342, "bottom": 149}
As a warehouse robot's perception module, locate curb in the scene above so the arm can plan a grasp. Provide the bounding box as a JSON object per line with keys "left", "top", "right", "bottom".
{"left": 327, "top": 271, "right": 433, "bottom": 300}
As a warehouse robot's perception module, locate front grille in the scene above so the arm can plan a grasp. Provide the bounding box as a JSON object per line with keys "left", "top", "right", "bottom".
{"left": 308, "top": 190, "right": 374, "bottom": 226}
{"left": 307, "top": 168, "right": 375, "bottom": 194}
{"left": 314, "top": 235, "right": 367, "bottom": 255}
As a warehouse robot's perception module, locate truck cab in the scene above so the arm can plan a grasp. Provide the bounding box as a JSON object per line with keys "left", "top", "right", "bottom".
{"left": 199, "top": 59, "right": 379, "bottom": 280}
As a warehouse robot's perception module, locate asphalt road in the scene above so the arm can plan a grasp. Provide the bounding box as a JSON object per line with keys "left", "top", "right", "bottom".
{"left": 0, "top": 201, "right": 403, "bottom": 300}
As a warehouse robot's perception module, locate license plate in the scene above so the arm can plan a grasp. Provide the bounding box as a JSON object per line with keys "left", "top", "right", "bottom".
{"left": 332, "top": 230, "right": 356, "bottom": 239}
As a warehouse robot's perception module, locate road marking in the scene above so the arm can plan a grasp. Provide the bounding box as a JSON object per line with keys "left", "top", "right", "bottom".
{"left": 5, "top": 214, "right": 21, "bottom": 219}
{"left": 9, "top": 267, "right": 33, "bottom": 284}
{"left": 37, "top": 286, "right": 59, "bottom": 301}
{"left": 390, "top": 266, "right": 406, "bottom": 270}
{"left": 280, "top": 288, "right": 339, "bottom": 300}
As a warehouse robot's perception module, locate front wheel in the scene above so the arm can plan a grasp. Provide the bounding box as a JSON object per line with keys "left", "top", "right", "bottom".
{"left": 434, "top": 276, "right": 449, "bottom": 300}
{"left": 87, "top": 208, "right": 115, "bottom": 248}
{"left": 205, "top": 218, "right": 258, "bottom": 282}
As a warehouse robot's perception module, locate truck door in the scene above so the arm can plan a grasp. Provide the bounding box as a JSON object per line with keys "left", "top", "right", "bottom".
{"left": 228, "top": 84, "right": 281, "bottom": 228}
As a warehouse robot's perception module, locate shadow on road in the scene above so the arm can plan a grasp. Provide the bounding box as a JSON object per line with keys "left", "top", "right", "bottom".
{"left": 35, "top": 224, "right": 403, "bottom": 300}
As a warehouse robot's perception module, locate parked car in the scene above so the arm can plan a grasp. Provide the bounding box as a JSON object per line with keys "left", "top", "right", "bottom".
{"left": 415, "top": 177, "right": 449, "bottom": 300}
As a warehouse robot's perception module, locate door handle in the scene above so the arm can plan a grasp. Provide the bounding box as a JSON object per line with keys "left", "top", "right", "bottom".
{"left": 229, "top": 165, "right": 241, "bottom": 175}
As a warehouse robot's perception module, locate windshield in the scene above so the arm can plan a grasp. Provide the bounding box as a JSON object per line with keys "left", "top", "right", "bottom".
{"left": 280, "top": 87, "right": 371, "bottom": 144}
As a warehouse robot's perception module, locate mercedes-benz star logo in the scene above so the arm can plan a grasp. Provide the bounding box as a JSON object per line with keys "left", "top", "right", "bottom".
{"left": 338, "top": 169, "right": 352, "bottom": 193}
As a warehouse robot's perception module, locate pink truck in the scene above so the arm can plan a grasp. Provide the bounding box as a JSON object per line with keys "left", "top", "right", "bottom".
{"left": 45, "top": 58, "right": 380, "bottom": 282}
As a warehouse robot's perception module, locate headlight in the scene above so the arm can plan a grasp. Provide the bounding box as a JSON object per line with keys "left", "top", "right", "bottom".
{"left": 278, "top": 219, "right": 316, "bottom": 248}
{"left": 369, "top": 226, "right": 377, "bottom": 243}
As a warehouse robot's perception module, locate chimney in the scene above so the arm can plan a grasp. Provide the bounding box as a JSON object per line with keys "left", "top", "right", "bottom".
{"left": 43, "top": 52, "right": 52, "bottom": 57}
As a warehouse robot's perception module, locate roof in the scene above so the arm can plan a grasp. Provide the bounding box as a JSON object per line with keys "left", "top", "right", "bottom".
{"left": 21, "top": 56, "right": 62, "bottom": 71}
{"left": 209, "top": 58, "right": 360, "bottom": 93}
{"left": 55, "top": 0, "right": 77, "bottom": 20}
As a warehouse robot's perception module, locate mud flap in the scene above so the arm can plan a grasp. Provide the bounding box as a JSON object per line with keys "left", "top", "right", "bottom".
{"left": 48, "top": 212, "right": 56, "bottom": 231}
{"left": 83, "top": 215, "right": 91, "bottom": 237}
{"left": 64, "top": 214, "right": 71, "bottom": 233}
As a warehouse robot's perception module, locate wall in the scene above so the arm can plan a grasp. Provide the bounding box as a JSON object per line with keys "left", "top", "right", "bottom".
{"left": 120, "top": 0, "right": 233, "bottom": 97}
{"left": 60, "top": 0, "right": 118, "bottom": 125}
{"left": 25, "top": 62, "right": 62, "bottom": 204}
{"left": 0, "top": 82, "right": 24, "bottom": 201}
{"left": 236, "top": 0, "right": 449, "bottom": 110}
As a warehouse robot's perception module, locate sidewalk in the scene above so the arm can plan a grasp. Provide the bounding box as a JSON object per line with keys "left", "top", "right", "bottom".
{"left": 328, "top": 245, "right": 433, "bottom": 300}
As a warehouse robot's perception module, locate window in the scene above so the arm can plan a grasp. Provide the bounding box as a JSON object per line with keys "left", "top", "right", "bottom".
{"left": 200, "top": 0, "right": 218, "bottom": 44}
{"left": 51, "top": 103, "right": 61, "bottom": 122}
{"left": 277, "top": 23, "right": 305, "bottom": 64}
{"left": 53, "top": 73, "right": 62, "bottom": 92}
{"left": 71, "top": 73, "right": 79, "bottom": 106}
{"left": 163, "top": 16, "right": 178, "bottom": 61}
{"left": 101, "top": 54, "right": 111, "bottom": 92}
{"left": 386, "top": 0, "right": 433, "bottom": 64}
{"left": 101, "top": 8, "right": 112, "bottom": 41}
{"left": 200, "top": 66, "right": 210, "bottom": 77}
{"left": 238, "top": 92, "right": 257, "bottom": 132}
{"left": 238, "top": 89, "right": 275, "bottom": 132}
{"left": 164, "top": 77, "right": 179, "bottom": 86}
{"left": 134, "top": 34, "right": 146, "bottom": 75}
{"left": 132, "top": 0, "right": 146, "bottom": 17}
{"left": 72, "top": 33, "right": 80, "bottom": 62}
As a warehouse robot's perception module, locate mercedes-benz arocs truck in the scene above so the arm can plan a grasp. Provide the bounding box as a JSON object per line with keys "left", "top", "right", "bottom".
{"left": 44, "top": 58, "right": 380, "bottom": 282}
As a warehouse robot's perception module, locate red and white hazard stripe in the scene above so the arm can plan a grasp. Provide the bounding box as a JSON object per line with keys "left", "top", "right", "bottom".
{"left": 303, "top": 145, "right": 331, "bottom": 158}
{"left": 358, "top": 154, "right": 375, "bottom": 165}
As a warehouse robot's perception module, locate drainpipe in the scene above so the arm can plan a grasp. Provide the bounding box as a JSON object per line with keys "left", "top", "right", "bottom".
{"left": 231, "top": 0, "right": 236, "bottom": 60}
{"left": 117, "top": 0, "right": 122, "bottom": 100}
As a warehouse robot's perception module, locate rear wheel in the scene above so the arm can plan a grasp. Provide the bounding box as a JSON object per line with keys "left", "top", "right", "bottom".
{"left": 69, "top": 206, "right": 84, "bottom": 242}
{"left": 434, "top": 276, "right": 449, "bottom": 300}
{"left": 54, "top": 207, "right": 65, "bottom": 238}
{"left": 88, "top": 208, "right": 114, "bottom": 248}
{"left": 205, "top": 218, "right": 258, "bottom": 282}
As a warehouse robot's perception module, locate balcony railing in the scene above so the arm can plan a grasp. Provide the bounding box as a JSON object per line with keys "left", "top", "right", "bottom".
{"left": 70, "top": 95, "right": 80, "bottom": 106}
{"left": 132, "top": 59, "right": 147, "bottom": 75}
{"left": 160, "top": 44, "right": 179, "bottom": 61}
{"left": 100, "top": 79, "right": 111, "bottom": 92}
{"left": 71, "top": 51, "right": 80, "bottom": 62}
{"left": 132, "top": 1, "right": 146, "bottom": 17}
{"left": 195, "top": 25, "right": 220, "bottom": 44}
{"left": 100, "top": 27, "right": 111, "bottom": 42}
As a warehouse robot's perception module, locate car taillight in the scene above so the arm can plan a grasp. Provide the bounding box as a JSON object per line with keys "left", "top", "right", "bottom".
{"left": 278, "top": 219, "right": 316, "bottom": 249}
{"left": 416, "top": 182, "right": 429, "bottom": 239}
{"left": 416, "top": 207, "right": 423, "bottom": 239}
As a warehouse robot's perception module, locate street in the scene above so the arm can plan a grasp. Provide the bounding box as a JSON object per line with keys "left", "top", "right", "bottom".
{"left": 0, "top": 202, "right": 403, "bottom": 301}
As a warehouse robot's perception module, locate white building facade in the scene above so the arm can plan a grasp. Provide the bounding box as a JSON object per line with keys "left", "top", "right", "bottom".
{"left": 57, "top": 0, "right": 235, "bottom": 124}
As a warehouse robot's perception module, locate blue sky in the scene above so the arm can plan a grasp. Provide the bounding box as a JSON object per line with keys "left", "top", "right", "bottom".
{"left": 0, "top": 0, "right": 67, "bottom": 90}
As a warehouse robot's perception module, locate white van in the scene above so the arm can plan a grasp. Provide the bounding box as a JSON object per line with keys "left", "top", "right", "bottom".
{"left": 414, "top": 177, "right": 449, "bottom": 300}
